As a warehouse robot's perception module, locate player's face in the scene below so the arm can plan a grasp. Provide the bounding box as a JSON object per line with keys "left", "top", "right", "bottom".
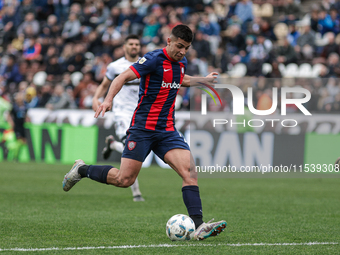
{"left": 124, "top": 39, "right": 141, "bottom": 58}
{"left": 167, "top": 37, "right": 191, "bottom": 61}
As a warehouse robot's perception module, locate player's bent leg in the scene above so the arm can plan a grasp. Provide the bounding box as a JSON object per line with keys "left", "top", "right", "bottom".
{"left": 63, "top": 159, "right": 113, "bottom": 191}
{"left": 106, "top": 157, "right": 143, "bottom": 187}
{"left": 194, "top": 219, "right": 227, "bottom": 240}
{"left": 164, "top": 149, "right": 202, "bottom": 226}
{"left": 131, "top": 178, "right": 145, "bottom": 202}
{"left": 102, "top": 135, "right": 125, "bottom": 160}
{"left": 102, "top": 135, "right": 114, "bottom": 160}
{"left": 112, "top": 140, "right": 124, "bottom": 154}
{"left": 164, "top": 148, "right": 227, "bottom": 240}
{"left": 62, "top": 159, "right": 85, "bottom": 191}
{"left": 62, "top": 158, "right": 142, "bottom": 191}
{"left": 163, "top": 149, "right": 197, "bottom": 187}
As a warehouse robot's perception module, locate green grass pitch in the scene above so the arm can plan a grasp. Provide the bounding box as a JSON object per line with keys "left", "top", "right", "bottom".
{"left": 0, "top": 161, "right": 339, "bottom": 254}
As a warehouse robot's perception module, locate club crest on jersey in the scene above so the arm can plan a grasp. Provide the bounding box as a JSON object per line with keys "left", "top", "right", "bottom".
{"left": 128, "top": 141, "right": 136, "bottom": 150}
{"left": 139, "top": 57, "right": 147, "bottom": 64}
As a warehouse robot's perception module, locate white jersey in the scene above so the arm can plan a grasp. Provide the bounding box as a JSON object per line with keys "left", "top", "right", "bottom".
{"left": 106, "top": 57, "right": 140, "bottom": 118}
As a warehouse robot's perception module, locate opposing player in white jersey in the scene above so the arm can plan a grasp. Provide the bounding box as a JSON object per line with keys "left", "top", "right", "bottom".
{"left": 92, "top": 35, "right": 144, "bottom": 202}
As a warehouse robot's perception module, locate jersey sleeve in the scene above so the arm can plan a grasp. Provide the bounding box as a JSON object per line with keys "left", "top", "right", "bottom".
{"left": 105, "top": 62, "right": 116, "bottom": 81}
{"left": 130, "top": 52, "right": 157, "bottom": 79}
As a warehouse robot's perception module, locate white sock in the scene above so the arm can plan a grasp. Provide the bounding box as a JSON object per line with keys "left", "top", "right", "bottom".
{"left": 130, "top": 178, "right": 142, "bottom": 197}
{"left": 110, "top": 141, "right": 124, "bottom": 153}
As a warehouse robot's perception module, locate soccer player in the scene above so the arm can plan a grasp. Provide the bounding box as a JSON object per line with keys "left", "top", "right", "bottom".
{"left": 0, "top": 95, "right": 12, "bottom": 127}
{"left": 0, "top": 95, "right": 17, "bottom": 159}
{"left": 92, "top": 34, "right": 144, "bottom": 202}
{"left": 8, "top": 92, "right": 30, "bottom": 160}
{"left": 63, "top": 25, "right": 227, "bottom": 240}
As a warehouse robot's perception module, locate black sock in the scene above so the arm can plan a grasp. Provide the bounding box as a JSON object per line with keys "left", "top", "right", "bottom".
{"left": 182, "top": 185, "right": 204, "bottom": 229}
{"left": 86, "top": 165, "right": 113, "bottom": 184}
{"left": 78, "top": 165, "right": 89, "bottom": 178}
{"left": 190, "top": 215, "right": 203, "bottom": 229}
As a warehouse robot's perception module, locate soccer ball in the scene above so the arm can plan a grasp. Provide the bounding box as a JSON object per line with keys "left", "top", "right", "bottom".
{"left": 166, "top": 214, "right": 195, "bottom": 241}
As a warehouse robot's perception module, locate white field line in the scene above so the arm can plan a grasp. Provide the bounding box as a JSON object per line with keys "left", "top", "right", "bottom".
{"left": 0, "top": 242, "right": 338, "bottom": 252}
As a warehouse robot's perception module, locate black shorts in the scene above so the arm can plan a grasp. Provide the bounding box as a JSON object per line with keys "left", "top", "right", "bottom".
{"left": 14, "top": 125, "right": 26, "bottom": 139}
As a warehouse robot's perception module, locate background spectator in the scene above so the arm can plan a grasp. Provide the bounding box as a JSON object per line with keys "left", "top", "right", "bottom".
{"left": 234, "top": 0, "right": 253, "bottom": 33}
{"left": 280, "top": 0, "right": 301, "bottom": 23}
{"left": 192, "top": 30, "right": 211, "bottom": 61}
{"left": 17, "top": 12, "right": 40, "bottom": 37}
{"left": 295, "top": 23, "right": 315, "bottom": 62}
{"left": 53, "top": 0, "right": 69, "bottom": 23}
{"left": 46, "top": 84, "right": 76, "bottom": 110}
{"left": 62, "top": 12, "right": 81, "bottom": 43}
{"left": 2, "top": 5, "right": 20, "bottom": 46}
{"left": 22, "top": 36, "right": 41, "bottom": 61}
{"left": 272, "top": 38, "right": 297, "bottom": 64}
{"left": 0, "top": 55, "right": 23, "bottom": 89}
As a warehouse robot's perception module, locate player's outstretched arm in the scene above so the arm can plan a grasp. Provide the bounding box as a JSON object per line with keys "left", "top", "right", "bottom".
{"left": 182, "top": 72, "right": 218, "bottom": 87}
{"left": 92, "top": 76, "right": 112, "bottom": 111}
{"left": 95, "top": 68, "right": 137, "bottom": 118}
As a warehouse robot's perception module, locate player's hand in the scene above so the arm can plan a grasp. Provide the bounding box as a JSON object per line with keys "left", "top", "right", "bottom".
{"left": 94, "top": 101, "right": 112, "bottom": 118}
{"left": 92, "top": 97, "right": 101, "bottom": 111}
{"left": 205, "top": 72, "right": 218, "bottom": 85}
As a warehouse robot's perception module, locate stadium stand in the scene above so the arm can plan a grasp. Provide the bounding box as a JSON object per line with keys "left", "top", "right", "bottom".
{"left": 284, "top": 63, "right": 299, "bottom": 77}
{"left": 298, "top": 63, "right": 313, "bottom": 77}
{"left": 262, "top": 62, "right": 272, "bottom": 75}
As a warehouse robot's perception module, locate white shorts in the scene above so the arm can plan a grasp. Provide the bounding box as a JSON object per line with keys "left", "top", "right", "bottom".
{"left": 113, "top": 115, "right": 131, "bottom": 142}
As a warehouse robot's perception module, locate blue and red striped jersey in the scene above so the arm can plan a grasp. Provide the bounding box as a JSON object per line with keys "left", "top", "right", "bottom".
{"left": 129, "top": 48, "right": 187, "bottom": 131}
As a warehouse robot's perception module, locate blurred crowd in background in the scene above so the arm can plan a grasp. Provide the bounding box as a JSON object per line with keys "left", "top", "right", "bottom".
{"left": 0, "top": 0, "right": 340, "bottom": 114}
